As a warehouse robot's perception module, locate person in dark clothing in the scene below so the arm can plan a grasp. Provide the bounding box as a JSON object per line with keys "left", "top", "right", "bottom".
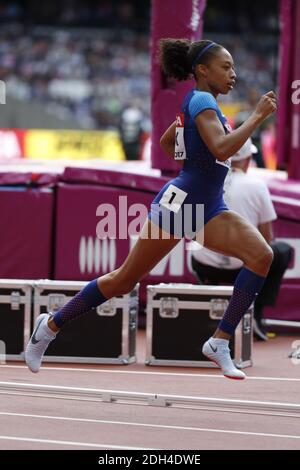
{"left": 119, "top": 105, "right": 143, "bottom": 160}
{"left": 191, "top": 138, "right": 292, "bottom": 340}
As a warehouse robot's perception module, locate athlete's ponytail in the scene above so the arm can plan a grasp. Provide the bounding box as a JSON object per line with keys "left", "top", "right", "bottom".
{"left": 159, "top": 38, "right": 223, "bottom": 81}
{"left": 159, "top": 38, "right": 191, "bottom": 81}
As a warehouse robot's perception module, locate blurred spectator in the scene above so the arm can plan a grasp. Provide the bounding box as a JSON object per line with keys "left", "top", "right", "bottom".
{"left": 119, "top": 105, "right": 143, "bottom": 160}
{"left": 0, "top": 1, "right": 278, "bottom": 131}
{"left": 0, "top": 28, "right": 150, "bottom": 129}
{"left": 191, "top": 139, "right": 292, "bottom": 341}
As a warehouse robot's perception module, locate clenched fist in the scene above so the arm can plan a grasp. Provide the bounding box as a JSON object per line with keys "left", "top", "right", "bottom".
{"left": 253, "top": 91, "right": 277, "bottom": 122}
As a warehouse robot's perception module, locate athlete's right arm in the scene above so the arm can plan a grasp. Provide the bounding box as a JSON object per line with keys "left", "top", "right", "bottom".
{"left": 195, "top": 91, "right": 277, "bottom": 161}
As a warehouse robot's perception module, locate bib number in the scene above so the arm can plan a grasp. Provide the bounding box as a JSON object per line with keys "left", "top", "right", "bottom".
{"left": 216, "top": 120, "right": 231, "bottom": 168}
{"left": 159, "top": 184, "right": 188, "bottom": 213}
{"left": 174, "top": 113, "right": 187, "bottom": 160}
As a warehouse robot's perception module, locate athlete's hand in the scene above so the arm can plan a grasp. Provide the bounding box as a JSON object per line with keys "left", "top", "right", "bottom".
{"left": 253, "top": 91, "right": 277, "bottom": 122}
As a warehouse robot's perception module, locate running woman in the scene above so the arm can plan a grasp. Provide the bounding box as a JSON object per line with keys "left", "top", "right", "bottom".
{"left": 25, "top": 39, "right": 277, "bottom": 379}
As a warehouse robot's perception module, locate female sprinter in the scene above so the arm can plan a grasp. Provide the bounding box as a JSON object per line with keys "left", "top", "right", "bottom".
{"left": 25, "top": 39, "right": 276, "bottom": 379}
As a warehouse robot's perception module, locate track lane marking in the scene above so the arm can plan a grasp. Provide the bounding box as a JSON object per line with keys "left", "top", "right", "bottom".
{"left": 0, "top": 412, "right": 299, "bottom": 441}
{"left": 0, "top": 435, "right": 153, "bottom": 449}
{"left": 1, "top": 365, "right": 299, "bottom": 382}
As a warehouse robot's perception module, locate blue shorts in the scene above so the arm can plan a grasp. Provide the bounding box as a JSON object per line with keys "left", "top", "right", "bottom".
{"left": 148, "top": 173, "right": 228, "bottom": 238}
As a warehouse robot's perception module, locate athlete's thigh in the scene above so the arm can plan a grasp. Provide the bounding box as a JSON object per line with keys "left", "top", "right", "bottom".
{"left": 203, "top": 210, "right": 267, "bottom": 262}
{"left": 119, "top": 218, "right": 181, "bottom": 280}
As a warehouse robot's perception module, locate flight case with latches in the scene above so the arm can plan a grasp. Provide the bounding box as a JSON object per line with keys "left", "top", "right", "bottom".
{"left": 146, "top": 283, "right": 252, "bottom": 368}
{"left": 0, "top": 279, "right": 33, "bottom": 361}
{"left": 33, "top": 280, "right": 139, "bottom": 364}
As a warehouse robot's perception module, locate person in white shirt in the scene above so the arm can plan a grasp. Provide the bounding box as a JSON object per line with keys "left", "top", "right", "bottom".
{"left": 191, "top": 138, "right": 292, "bottom": 340}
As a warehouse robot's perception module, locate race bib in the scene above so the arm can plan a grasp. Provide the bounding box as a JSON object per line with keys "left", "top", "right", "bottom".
{"left": 224, "top": 122, "right": 232, "bottom": 133}
{"left": 159, "top": 184, "right": 188, "bottom": 213}
{"left": 216, "top": 119, "right": 232, "bottom": 167}
{"left": 174, "top": 113, "right": 187, "bottom": 160}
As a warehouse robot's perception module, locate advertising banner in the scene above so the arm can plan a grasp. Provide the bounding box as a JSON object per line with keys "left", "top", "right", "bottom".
{"left": 54, "top": 169, "right": 300, "bottom": 320}
{"left": 278, "top": 0, "right": 300, "bottom": 178}
{"left": 25, "top": 130, "right": 125, "bottom": 161}
{"left": 0, "top": 129, "right": 25, "bottom": 161}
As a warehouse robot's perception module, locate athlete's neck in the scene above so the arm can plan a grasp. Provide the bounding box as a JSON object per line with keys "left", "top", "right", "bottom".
{"left": 195, "top": 82, "right": 219, "bottom": 99}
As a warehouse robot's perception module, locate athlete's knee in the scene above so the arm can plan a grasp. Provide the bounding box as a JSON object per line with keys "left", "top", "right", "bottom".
{"left": 258, "top": 245, "right": 274, "bottom": 269}
{"left": 248, "top": 243, "right": 273, "bottom": 273}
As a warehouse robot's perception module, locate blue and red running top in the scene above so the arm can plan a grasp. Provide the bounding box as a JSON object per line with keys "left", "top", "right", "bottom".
{"left": 149, "top": 90, "right": 231, "bottom": 238}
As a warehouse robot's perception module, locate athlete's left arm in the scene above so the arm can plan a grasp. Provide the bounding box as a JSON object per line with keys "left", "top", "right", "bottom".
{"left": 160, "top": 121, "right": 184, "bottom": 167}
{"left": 160, "top": 120, "right": 176, "bottom": 158}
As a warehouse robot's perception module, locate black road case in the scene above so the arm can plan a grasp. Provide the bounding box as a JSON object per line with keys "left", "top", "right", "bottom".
{"left": 33, "top": 280, "right": 139, "bottom": 364}
{"left": 0, "top": 279, "right": 33, "bottom": 361}
{"left": 146, "top": 283, "right": 252, "bottom": 368}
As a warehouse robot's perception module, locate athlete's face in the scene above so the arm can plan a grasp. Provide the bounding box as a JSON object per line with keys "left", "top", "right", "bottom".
{"left": 205, "top": 49, "right": 236, "bottom": 95}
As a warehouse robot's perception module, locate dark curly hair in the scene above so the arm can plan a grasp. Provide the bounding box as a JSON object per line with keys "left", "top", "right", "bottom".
{"left": 158, "top": 38, "right": 223, "bottom": 81}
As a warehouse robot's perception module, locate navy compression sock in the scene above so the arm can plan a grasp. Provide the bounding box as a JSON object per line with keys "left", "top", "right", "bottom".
{"left": 218, "top": 268, "right": 265, "bottom": 335}
{"left": 52, "top": 279, "right": 107, "bottom": 328}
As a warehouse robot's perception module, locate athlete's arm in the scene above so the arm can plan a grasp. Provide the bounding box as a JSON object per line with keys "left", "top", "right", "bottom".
{"left": 194, "top": 110, "right": 261, "bottom": 161}
{"left": 194, "top": 91, "right": 277, "bottom": 161}
{"left": 160, "top": 120, "right": 176, "bottom": 157}
{"left": 258, "top": 221, "right": 273, "bottom": 244}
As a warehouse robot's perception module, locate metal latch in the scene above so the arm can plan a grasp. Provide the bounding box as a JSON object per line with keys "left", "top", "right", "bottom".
{"left": 11, "top": 291, "right": 21, "bottom": 310}
{"left": 97, "top": 298, "right": 116, "bottom": 316}
{"left": 209, "top": 299, "right": 229, "bottom": 320}
{"left": 159, "top": 297, "right": 179, "bottom": 319}
{"left": 48, "top": 294, "right": 66, "bottom": 312}
{"left": 243, "top": 312, "right": 251, "bottom": 335}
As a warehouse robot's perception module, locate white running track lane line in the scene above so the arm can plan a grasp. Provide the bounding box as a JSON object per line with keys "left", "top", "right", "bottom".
{"left": 0, "top": 412, "right": 299, "bottom": 441}
{"left": 1, "top": 365, "right": 299, "bottom": 382}
{"left": 0, "top": 435, "right": 153, "bottom": 450}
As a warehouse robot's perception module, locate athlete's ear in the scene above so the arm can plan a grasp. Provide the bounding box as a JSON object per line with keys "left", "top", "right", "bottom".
{"left": 196, "top": 64, "right": 208, "bottom": 78}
